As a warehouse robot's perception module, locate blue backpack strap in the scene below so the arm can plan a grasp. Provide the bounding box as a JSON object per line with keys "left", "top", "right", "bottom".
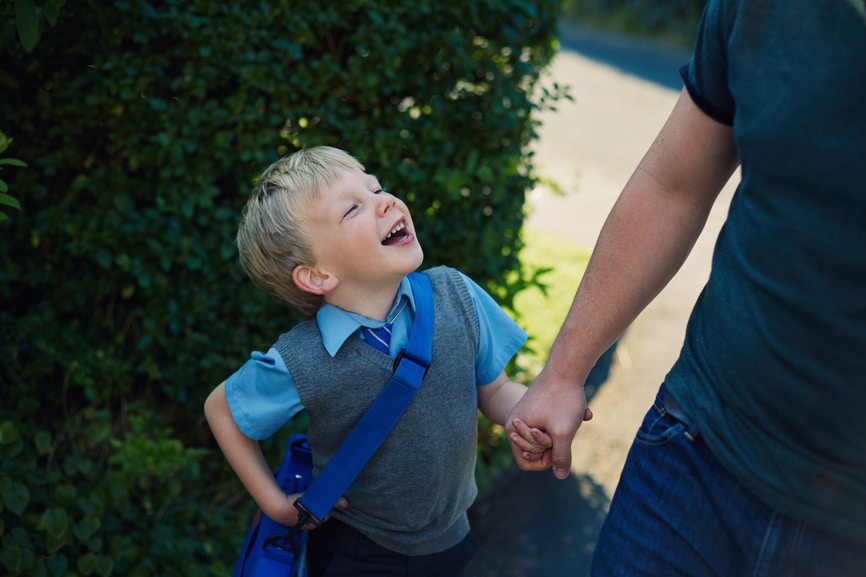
{"left": 294, "top": 270, "right": 434, "bottom": 525}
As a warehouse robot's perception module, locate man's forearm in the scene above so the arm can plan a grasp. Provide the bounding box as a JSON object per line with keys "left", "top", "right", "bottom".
{"left": 544, "top": 89, "right": 737, "bottom": 383}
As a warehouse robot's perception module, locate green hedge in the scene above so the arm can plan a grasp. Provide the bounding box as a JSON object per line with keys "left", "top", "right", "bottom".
{"left": 0, "top": 1, "right": 566, "bottom": 575}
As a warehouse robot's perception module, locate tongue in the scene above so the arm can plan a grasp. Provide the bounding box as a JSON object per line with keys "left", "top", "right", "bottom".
{"left": 382, "top": 233, "right": 407, "bottom": 246}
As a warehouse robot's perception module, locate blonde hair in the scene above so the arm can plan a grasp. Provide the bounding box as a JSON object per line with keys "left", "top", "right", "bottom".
{"left": 237, "top": 146, "right": 364, "bottom": 317}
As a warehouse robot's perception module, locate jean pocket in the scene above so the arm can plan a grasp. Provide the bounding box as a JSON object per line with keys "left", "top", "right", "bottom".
{"left": 634, "top": 403, "right": 686, "bottom": 446}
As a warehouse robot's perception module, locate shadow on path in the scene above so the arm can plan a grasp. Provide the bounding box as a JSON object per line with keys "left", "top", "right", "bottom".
{"left": 465, "top": 472, "right": 609, "bottom": 577}
{"left": 464, "top": 371, "right": 612, "bottom": 577}
{"left": 558, "top": 22, "right": 692, "bottom": 91}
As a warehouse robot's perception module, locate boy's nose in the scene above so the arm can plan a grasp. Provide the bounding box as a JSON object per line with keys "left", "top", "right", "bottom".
{"left": 377, "top": 194, "right": 395, "bottom": 215}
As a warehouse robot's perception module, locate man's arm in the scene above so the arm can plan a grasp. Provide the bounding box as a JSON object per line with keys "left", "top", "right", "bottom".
{"left": 507, "top": 88, "right": 739, "bottom": 479}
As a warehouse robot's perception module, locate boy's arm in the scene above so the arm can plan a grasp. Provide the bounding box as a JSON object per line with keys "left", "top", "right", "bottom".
{"left": 204, "top": 382, "right": 309, "bottom": 527}
{"left": 477, "top": 371, "right": 530, "bottom": 426}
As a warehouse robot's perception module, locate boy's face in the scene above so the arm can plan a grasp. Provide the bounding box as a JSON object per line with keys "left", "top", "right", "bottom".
{"left": 303, "top": 168, "right": 424, "bottom": 290}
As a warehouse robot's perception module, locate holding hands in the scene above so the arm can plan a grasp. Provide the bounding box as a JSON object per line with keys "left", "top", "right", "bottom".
{"left": 506, "top": 368, "right": 594, "bottom": 478}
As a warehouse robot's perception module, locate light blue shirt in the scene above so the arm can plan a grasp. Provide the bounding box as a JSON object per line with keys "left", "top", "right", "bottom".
{"left": 225, "top": 271, "right": 527, "bottom": 440}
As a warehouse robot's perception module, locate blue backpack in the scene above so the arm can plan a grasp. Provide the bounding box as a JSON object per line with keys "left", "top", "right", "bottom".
{"left": 232, "top": 434, "right": 313, "bottom": 577}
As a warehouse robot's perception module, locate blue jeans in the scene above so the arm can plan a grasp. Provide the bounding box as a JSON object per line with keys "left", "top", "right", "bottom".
{"left": 591, "top": 385, "right": 866, "bottom": 577}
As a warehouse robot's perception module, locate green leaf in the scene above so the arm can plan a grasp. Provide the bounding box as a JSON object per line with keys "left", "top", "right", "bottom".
{"left": 0, "top": 543, "right": 22, "bottom": 573}
{"left": 2, "top": 481, "right": 30, "bottom": 516}
{"left": 0, "top": 193, "right": 21, "bottom": 210}
{"left": 477, "top": 165, "right": 494, "bottom": 182}
{"left": 34, "top": 430, "right": 52, "bottom": 455}
{"left": 112, "top": 195, "right": 134, "bottom": 213}
{"left": 0, "top": 421, "right": 20, "bottom": 444}
{"left": 95, "top": 555, "right": 114, "bottom": 577}
{"left": 45, "top": 531, "right": 66, "bottom": 555}
{"left": 46, "top": 554, "right": 69, "bottom": 577}
{"left": 54, "top": 484, "right": 77, "bottom": 505}
{"left": 94, "top": 248, "right": 112, "bottom": 269}
{"left": 72, "top": 515, "right": 101, "bottom": 542}
{"left": 76, "top": 553, "right": 114, "bottom": 577}
{"left": 15, "top": 0, "right": 41, "bottom": 52}
{"left": 41, "top": 507, "right": 70, "bottom": 538}
{"left": 44, "top": 0, "right": 64, "bottom": 26}
{"left": 0, "top": 158, "right": 27, "bottom": 167}
{"left": 77, "top": 552, "right": 96, "bottom": 574}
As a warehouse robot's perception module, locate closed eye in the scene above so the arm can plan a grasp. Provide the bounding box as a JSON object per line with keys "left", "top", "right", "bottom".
{"left": 341, "top": 204, "right": 358, "bottom": 221}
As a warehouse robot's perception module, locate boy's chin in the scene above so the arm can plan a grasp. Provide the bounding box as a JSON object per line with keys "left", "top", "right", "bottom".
{"left": 408, "top": 248, "right": 424, "bottom": 271}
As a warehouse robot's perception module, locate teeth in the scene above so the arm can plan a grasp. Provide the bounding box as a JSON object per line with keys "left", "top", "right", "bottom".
{"left": 384, "top": 222, "right": 406, "bottom": 240}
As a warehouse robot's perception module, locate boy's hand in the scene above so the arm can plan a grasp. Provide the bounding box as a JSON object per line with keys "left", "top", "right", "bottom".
{"left": 507, "top": 418, "right": 552, "bottom": 469}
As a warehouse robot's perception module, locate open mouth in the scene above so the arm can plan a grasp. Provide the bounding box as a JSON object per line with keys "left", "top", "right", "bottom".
{"left": 382, "top": 221, "right": 409, "bottom": 245}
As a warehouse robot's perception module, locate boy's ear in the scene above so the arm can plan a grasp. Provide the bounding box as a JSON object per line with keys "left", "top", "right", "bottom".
{"left": 292, "top": 265, "right": 339, "bottom": 295}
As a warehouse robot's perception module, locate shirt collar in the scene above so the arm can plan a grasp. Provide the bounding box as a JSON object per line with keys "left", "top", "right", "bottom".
{"left": 315, "top": 276, "right": 416, "bottom": 357}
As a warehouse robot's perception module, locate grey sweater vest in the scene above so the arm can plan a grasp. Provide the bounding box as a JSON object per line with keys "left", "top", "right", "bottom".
{"left": 275, "top": 266, "right": 480, "bottom": 556}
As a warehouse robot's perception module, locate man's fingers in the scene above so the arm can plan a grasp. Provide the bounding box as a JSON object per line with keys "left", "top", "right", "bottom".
{"left": 551, "top": 436, "right": 574, "bottom": 480}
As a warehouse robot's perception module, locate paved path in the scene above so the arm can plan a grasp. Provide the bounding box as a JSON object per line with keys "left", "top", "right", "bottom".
{"left": 464, "top": 23, "right": 738, "bottom": 577}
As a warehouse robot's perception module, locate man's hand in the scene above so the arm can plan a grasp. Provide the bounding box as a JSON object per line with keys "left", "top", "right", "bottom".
{"left": 505, "top": 368, "right": 593, "bottom": 479}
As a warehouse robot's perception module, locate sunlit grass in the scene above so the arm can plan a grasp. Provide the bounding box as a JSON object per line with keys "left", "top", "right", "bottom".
{"left": 475, "top": 227, "right": 592, "bottom": 490}
{"left": 513, "top": 227, "right": 591, "bottom": 379}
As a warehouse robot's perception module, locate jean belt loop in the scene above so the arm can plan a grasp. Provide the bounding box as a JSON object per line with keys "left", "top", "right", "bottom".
{"left": 664, "top": 393, "right": 700, "bottom": 441}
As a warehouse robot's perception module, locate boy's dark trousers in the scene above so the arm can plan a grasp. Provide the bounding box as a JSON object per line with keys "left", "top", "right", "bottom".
{"left": 306, "top": 518, "right": 478, "bottom": 577}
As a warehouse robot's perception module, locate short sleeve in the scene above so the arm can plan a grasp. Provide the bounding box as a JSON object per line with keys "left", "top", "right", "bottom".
{"left": 224, "top": 347, "right": 304, "bottom": 440}
{"left": 458, "top": 272, "right": 528, "bottom": 385}
{"left": 682, "top": 0, "right": 736, "bottom": 125}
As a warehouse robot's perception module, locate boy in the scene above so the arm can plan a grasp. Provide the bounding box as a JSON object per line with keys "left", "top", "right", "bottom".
{"left": 204, "top": 146, "right": 549, "bottom": 577}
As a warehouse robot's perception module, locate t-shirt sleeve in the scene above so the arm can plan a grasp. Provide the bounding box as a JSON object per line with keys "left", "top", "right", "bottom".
{"left": 681, "top": 0, "right": 736, "bottom": 125}
{"left": 457, "top": 272, "right": 528, "bottom": 385}
{"left": 224, "top": 346, "right": 305, "bottom": 440}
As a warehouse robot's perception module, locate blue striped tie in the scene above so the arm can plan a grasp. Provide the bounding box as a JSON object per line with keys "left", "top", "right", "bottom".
{"left": 363, "top": 324, "right": 392, "bottom": 355}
